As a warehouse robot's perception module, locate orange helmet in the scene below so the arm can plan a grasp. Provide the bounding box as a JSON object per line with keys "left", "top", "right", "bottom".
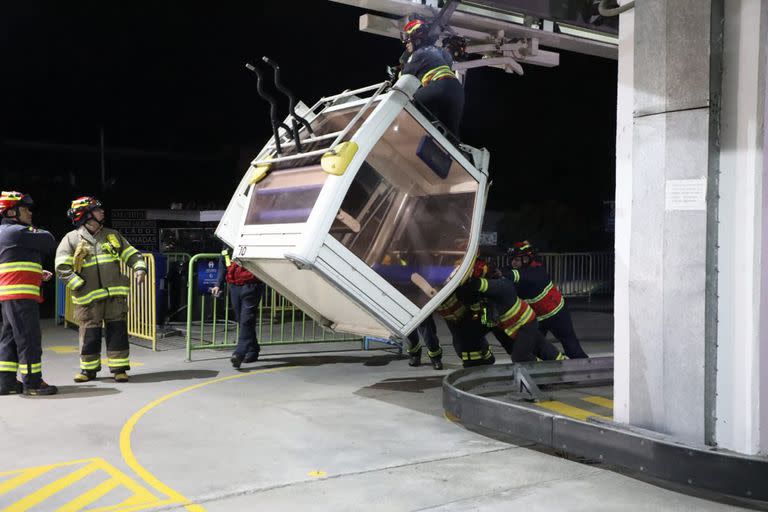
{"left": 67, "top": 196, "right": 103, "bottom": 226}
{"left": 0, "top": 191, "right": 34, "bottom": 217}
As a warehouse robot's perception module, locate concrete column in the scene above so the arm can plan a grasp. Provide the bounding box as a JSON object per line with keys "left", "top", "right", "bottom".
{"left": 715, "top": 0, "right": 767, "bottom": 455}
{"left": 618, "top": 0, "right": 723, "bottom": 444}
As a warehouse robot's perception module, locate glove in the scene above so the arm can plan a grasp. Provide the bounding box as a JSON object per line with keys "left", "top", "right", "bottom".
{"left": 456, "top": 277, "right": 482, "bottom": 305}
{"left": 135, "top": 270, "right": 146, "bottom": 286}
{"left": 73, "top": 240, "right": 90, "bottom": 273}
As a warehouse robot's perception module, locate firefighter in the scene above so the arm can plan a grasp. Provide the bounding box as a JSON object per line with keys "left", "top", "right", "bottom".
{"left": 0, "top": 191, "right": 58, "bottom": 396}
{"left": 406, "top": 315, "right": 443, "bottom": 370}
{"left": 504, "top": 241, "right": 589, "bottom": 359}
{"left": 400, "top": 17, "right": 465, "bottom": 136}
{"left": 55, "top": 197, "right": 147, "bottom": 383}
{"left": 210, "top": 248, "right": 265, "bottom": 369}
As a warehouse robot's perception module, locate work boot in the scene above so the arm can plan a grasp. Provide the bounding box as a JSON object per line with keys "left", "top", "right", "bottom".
{"left": 73, "top": 370, "right": 98, "bottom": 383}
{"left": 23, "top": 381, "right": 58, "bottom": 396}
{"left": 114, "top": 372, "right": 129, "bottom": 383}
{"left": 0, "top": 380, "right": 23, "bottom": 395}
{"left": 243, "top": 351, "right": 260, "bottom": 364}
{"left": 408, "top": 348, "right": 422, "bottom": 367}
{"left": 430, "top": 357, "right": 444, "bottom": 370}
{"left": 231, "top": 354, "right": 243, "bottom": 369}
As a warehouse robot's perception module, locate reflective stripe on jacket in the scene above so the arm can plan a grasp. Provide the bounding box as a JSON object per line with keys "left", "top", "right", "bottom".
{"left": 0, "top": 220, "right": 56, "bottom": 302}
{"left": 507, "top": 267, "right": 565, "bottom": 321}
{"left": 55, "top": 226, "right": 146, "bottom": 305}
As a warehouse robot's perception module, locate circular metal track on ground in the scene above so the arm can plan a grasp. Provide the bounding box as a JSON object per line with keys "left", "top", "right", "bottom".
{"left": 443, "top": 363, "right": 768, "bottom": 503}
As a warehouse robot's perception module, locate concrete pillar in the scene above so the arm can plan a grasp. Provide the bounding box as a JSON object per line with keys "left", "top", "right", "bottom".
{"left": 616, "top": 0, "right": 723, "bottom": 444}
{"left": 715, "top": 0, "right": 768, "bottom": 455}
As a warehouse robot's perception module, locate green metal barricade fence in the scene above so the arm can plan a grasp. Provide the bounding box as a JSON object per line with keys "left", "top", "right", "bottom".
{"left": 184, "top": 253, "right": 363, "bottom": 360}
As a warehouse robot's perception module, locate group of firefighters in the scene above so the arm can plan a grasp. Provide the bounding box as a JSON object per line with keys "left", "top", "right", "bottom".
{"left": 0, "top": 192, "right": 146, "bottom": 396}
{"left": 406, "top": 242, "right": 588, "bottom": 371}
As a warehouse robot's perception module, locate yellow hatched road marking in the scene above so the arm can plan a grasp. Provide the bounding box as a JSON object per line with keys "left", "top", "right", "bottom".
{"left": 4, "top": 462, "right": 99, "bottom": 512}
{"left": 537, "top": 400, "right": 612, "bottom": 422}
{"left": 0, "top": 458, "right": 162, "bottom": 512}
{"left": 581, "top": 395, "right": 614, "bottom": 409}
{"left": 55, "top": 478, "right": 120, "bottom": 512}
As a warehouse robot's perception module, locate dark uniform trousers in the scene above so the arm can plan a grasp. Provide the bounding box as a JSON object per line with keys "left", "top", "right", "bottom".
{"left": 414, "top": 78, "right": 465, "bottom": 136}
{"left": 406, "top": 314, "right": 442, "bottom": 359}
{"left": 539, "top": 308, "right": 588, "bottom": 359}
{"left": 76, "top": 297, "right": 130, "bottom": 373}
{"left": 230, "top": 282, "right": 265, "bottom": 358}
{"left": 0, "top": 300, "right": 43, "bottom": 387}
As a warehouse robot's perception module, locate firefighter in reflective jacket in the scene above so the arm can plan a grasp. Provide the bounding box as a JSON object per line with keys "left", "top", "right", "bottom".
{"left": 211, "top": 248, "right": 265, "bottom": 369}
{"left": 55, "top": 197, "right": 146, "bottom": 383}
{"left": 436, "top": 259, "right": 564, "bottom": 366}
{"left": 504, "top": 241, "right": 588, "bottom": 359}
{"left": 0, "top": 191, "right": 58, "bottom": 396}
{"left": 400, "top": 17, "right": 465, "bottom": 136}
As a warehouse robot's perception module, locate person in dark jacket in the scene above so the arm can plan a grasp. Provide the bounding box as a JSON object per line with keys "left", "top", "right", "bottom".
{"left": 211, "top": 248, "right": 265, "bottom": 369}
{"left": 503, "top": 241, "right": 588, "bottom": 359}
{"left": 0, "top": 191, "right": 58, "bottom": 396}
{"left": 400, "top": 17, "right": 465, "bottom": 136}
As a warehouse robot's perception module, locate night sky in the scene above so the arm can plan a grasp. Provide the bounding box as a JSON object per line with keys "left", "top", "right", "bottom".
{"left": 1, "top": 1, "right": 617, "bottom": 251}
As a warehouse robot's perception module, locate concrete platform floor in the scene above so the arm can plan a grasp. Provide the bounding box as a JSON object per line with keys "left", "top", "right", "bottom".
{"left": 0, "top": 309, "right": 754, "bottom": 511}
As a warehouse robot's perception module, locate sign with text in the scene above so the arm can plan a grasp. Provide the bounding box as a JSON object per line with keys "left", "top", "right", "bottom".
{"left": 110, "top": 209, "right": 158, "bottom": 252}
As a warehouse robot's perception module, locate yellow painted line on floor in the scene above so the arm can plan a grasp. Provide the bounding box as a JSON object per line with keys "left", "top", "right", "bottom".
{"left": 537, "top": 400, "right": 612, "bottom": 422}
{"left": 307, "top": 471, "right": 327, "bottom": 477}
{"left": 581, "top": 396, "right": 614, "bottom": 409}
{"left": 5, "top": 462, "right": 99, "bottom": 512}
{"left": 119, "top": 365, "right": 295, "bottom": 512}
{"left": 0, "top": 458, "right": 170, "bottom": 512}
{"left": 55, "top": 478, "right": 120, "bottom": 512}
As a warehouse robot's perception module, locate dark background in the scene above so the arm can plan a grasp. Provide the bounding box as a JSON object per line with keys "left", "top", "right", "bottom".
{"left": 1, "top": 1, "right": 617, "bottom": 251}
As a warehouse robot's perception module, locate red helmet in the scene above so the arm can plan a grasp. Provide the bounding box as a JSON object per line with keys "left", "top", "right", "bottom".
{"left": 0, "top": 191, "right": 34, "bottom": 217}
{"left": 508, "top": 241, "right": 536, "bottom": 265}
{"left": 402, "top": 18, "right": 433, "bottom": 47}
{"left": 67, "top": 196, "right": 103, "bottom": 226}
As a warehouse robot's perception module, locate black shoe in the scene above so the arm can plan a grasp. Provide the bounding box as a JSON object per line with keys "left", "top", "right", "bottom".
{"left": 231, "top": 354, "right": 243, "bottom": 369}
{"left": 431, "top": 358, "right": 444, "bottom": 370}
{"left": 408, "top": 348, "right": 422, "bottom": 367}
{"left": 23, "top": 381, "right": 58, "bottom": 396}
{"left": 243, "top": 352, "right": 260, "bottom": 364}
{"left": 0, "top": 380, "right": 23, "bottom": 395}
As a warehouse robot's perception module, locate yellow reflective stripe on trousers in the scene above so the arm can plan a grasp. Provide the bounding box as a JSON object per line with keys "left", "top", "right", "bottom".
{"left": 108, "top": 358, "right": 130, "bottom": 366}
{"left": 0, "top": 262, "right": 43, "bottom": 273}
{"left": 72, "top": 288, "right": 110, "bottom": 305}
{"left": 81, "top": 360, "right": 101, "bottom": 370}
{"left": 0, "top": 361, "right": 19, "bottom": 371}
{"left": 0, "top": 284, "right": 40, "bottom": 295}
{"left": 18, "top": 363, "right": 42, "bottom": 374}
{"left": 460, "top": 349, "right": 493, "bottom": 361}
{"left": 529, "top": 282, "right": 554, "bottom": 304}
{"left": 536, "top": 298, "right": 565, "bottom": 321}
{"left": 120, "top": 246, "right": 139, "bottom": 262}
